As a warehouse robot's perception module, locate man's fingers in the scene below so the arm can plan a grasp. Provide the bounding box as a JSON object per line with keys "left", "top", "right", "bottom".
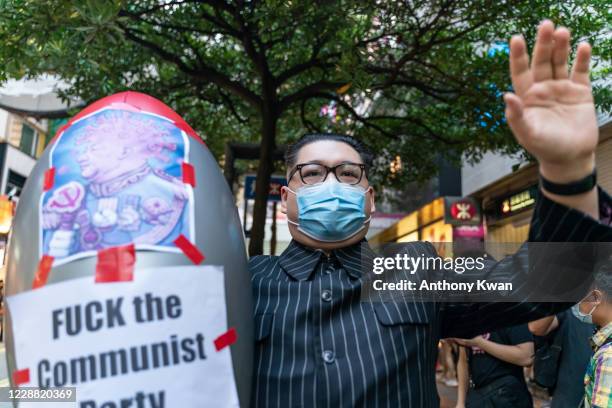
{"left": 570, "top": 42, "right": 592, "bottom": 86}
{"left": 504, "top": 93, "right": 530, "bottom": 141}
{"left": 531, "top": 20, "right": 555, "bottom": 82}
{"left": 552, "top": 27, "right": 570, "bottom": 79}
{"left": 509, "top": 35, "right": 532, "bottom": 96}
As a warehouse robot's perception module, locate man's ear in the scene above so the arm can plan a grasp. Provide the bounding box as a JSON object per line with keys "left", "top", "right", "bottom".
{"left": 593, "top": 289, "right": 604, "bottom": 305}
{"left": 280, "top": 186, "right": 289, "bottom": 214}
{"left": 368, "top": 186, "right": 376, "bottom": 214}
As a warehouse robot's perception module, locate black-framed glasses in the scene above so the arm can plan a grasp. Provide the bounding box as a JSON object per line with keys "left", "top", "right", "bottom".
{"left": 288, "top": 162, "right": 366, "bottom": 185}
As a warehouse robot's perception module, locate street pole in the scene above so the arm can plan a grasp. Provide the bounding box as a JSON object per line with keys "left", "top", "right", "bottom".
{"left": 270, "top": 201, "right": 277, "bottom": 256}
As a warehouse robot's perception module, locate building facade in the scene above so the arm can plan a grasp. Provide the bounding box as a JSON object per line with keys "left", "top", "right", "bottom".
{"left": 370, "top": 115, "right": 612, "bottom": 256}
{"left": 463, "top": 115, "right": 612, "bottom": 258}
{"left": 0, "top": 109, "right": 50, "bottom": 266}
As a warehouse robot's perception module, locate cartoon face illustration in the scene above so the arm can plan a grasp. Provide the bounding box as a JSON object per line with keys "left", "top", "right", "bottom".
{"left": 40, "top": 109, "right": 194, "bottom": 265}
{"left": 75, "top": 112, "right": 177, "bottom": 183}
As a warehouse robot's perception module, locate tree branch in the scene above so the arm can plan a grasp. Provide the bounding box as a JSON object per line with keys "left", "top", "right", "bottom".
{"left": 307, "top": 92, "right": 461, "bottom": 145}
{"left": 118, "top": 24, "right": 262, "bottom": 109}
{"left": 364, "top": 2, "right": 501, "bottom": 90}
{"left": 277, "top": 31, "right": 340, "bottom": 85}
{"left": 372, "top": 77, "right": 458, "bottom": 102}
{"left": 279, "top": 80, "right": 345, "bottom": 113}
{"left": 216, "top": 86, "right": 249, "bottom": 124}
{"left": 119, "top": 9, "right": 235, "bottom": 37}
{"left": 129, "top": 0, "right": 192, "bottom": 16}
{"left": 300, "top": 98, "right": 321, "bottom": 133}
{"left": 277, "top": 55, "right": 339, "bottom": 86}
{"left": 199, "top": 8, "right": 241, "bottom": 38}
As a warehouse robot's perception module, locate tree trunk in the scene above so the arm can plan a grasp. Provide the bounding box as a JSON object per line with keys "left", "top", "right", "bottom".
{"left": 270, "top": 201, "right": 277, "bottom": 256}
{"left": 248, "top": 109, "right": 277, "bottom": 256}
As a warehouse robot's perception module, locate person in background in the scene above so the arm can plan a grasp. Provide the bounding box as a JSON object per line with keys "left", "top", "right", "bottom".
{"left": 454, "top": 324, "right": 535, "bottom": 408}
{"left": 575, "top": 259, "right": 612, "bottom": 407}
{"left": 529, "top": 309, "right": 594, "bottom": 407}
{"left": 439, "top": 339, "right": 459, "bottom": 387}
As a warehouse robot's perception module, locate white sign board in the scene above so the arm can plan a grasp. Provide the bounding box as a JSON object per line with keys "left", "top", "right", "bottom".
{"left": 6, "top": 266, "right": 239, "bottom": 408}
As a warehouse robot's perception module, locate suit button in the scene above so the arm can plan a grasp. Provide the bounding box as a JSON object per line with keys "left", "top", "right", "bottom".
{"left": 322, "top": 350, "right": 335, "bottom": 364}
{"left": 321, "top": 290, "right": 332, "bottom": 302}
{"left": 325, "top": 267, "right": 333, "bottom": 275}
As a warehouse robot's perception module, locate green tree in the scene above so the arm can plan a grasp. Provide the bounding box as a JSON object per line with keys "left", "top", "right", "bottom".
{"left": 1, "top": 0, "right": 609, "bottom": 254}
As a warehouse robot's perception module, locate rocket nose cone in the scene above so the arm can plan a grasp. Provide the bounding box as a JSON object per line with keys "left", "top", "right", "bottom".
{"left": 51, "top": 91, "right": 202, "bottom": 148}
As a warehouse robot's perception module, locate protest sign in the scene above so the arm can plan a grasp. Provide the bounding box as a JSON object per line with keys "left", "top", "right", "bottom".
{"left": 6, "top": 265, "right": 239, "bottom": 408}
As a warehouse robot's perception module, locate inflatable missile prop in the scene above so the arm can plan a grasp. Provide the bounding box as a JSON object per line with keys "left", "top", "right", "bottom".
{"left": 4, "top": 92, "right": 253, "bottom": 407}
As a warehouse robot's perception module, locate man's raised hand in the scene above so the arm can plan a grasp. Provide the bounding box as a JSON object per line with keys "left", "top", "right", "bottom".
{"left": 505, "top": 20, "right": 598, "bottom": 184}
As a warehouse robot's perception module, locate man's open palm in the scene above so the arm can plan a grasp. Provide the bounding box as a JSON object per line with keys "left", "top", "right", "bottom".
{"left": 505, "top": 20, "right": 598, "bottom": 167}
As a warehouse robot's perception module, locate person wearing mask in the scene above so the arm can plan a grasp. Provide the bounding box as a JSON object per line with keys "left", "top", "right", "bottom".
{"left": 529, "top": 309, "right": 595, "bottom": 406}
{"left": 574, "top": 259, "right": 612, "bottom": 407}
{"left": 454, "top": 325, "right": 534, "bottom": 408}
{"left": 249, "top": 20, "right": 612, "bottom": 407}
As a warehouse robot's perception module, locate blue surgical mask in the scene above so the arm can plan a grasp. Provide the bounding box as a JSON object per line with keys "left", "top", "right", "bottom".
{"left": 571, "top": 299, "right": 597, "bottom": 325}
{"left": 287, "top": 181, "right": 371, "bottom": 242}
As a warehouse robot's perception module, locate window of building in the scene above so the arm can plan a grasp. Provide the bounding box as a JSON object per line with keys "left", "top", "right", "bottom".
{"left": 6, "top": 170, "right": 26, "bottom": 201}
{"left": 19, "top": 124, "right": 38, "bottom": 156}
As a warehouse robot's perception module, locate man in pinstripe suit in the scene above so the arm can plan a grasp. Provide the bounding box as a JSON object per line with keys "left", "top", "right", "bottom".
{"left": 250, "top": 20, "right": 612, "bottom": 407}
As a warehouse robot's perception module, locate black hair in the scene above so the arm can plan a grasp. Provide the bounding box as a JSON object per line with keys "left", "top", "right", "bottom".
{"left": 285, "top": 133, "right": 374, "bottom": 171}
{"left": 593, "top": 255, "right": 612, "bottom": 298}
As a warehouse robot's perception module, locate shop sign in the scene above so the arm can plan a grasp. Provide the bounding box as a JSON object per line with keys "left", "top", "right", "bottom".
{"left": 500, "top": 186, "right": 537, "bottom": 216}
{"left": 444, "top": 197, "right": 481, "bottom": 226}
{"left": 244, "top": 175, "right": 287, "bottom": 202}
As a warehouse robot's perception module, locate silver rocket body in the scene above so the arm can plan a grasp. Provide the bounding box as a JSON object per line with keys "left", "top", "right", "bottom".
{"left": 3, "top": 93, "right": 253, "bottom": 406}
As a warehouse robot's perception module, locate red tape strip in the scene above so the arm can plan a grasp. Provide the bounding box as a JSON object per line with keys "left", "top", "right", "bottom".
{"left": 32, "top": 255, "right": 54, "bottom": 289}
{"left": 13, "top": 369, "right": 30, "bottom": 385}
{"left": 182, "top": 162, "right": 196, "bottom": 187}
{"left": 43, "top": 168, "right": 55, "bottom": 191}
{"left": 214, "top": 327, "right": 237, "bottom": 351}
{"left": 95, "top": 244, "right": 136, "bottom": 283}
{"left": 174, "top": 234, "right": 204, "bottom": 264}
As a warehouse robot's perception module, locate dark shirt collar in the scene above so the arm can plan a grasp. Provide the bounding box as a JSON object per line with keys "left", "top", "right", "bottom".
{"left": 278, "top": 239, "right": 375, "bottom": 281}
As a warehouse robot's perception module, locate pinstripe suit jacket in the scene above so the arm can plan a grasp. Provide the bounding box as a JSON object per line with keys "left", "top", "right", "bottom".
{"left": 250, "top": 189, "right": 612, "bottom": 408}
